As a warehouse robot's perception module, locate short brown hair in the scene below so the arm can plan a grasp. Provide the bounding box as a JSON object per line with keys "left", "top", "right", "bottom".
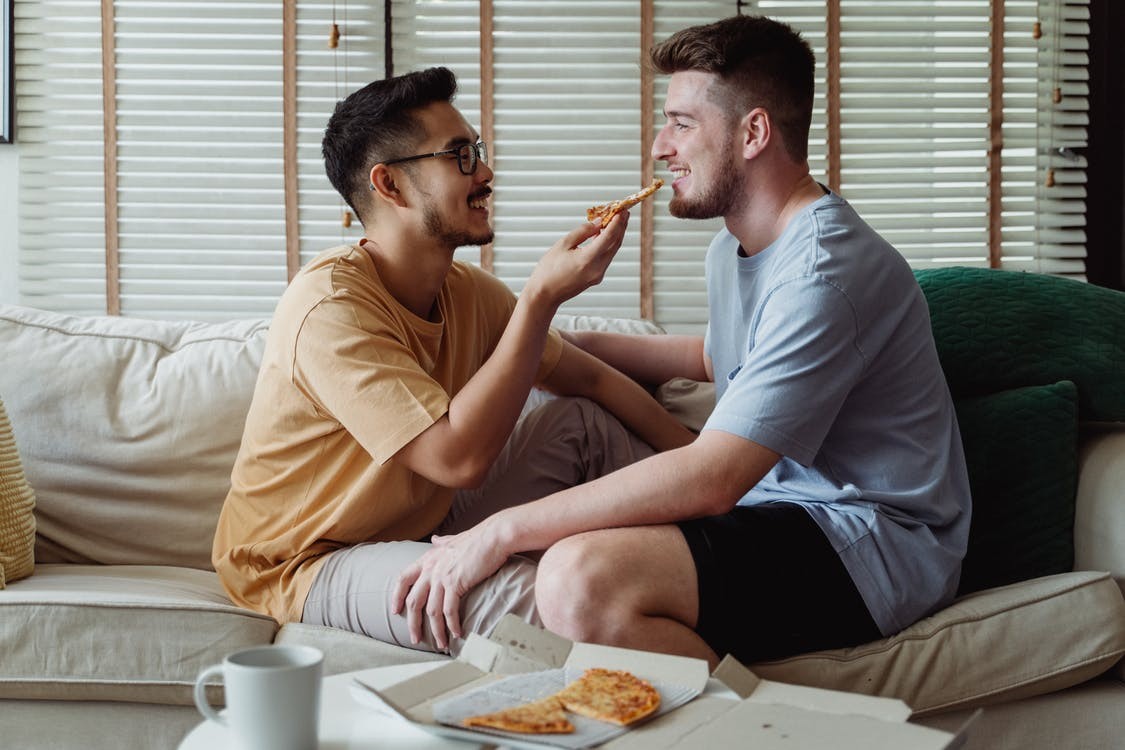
{"left": 651, "top": 15, "right": 815, "bottom": 162}
{"left": 322, "top": 67, "right": 458, "bottom": 226}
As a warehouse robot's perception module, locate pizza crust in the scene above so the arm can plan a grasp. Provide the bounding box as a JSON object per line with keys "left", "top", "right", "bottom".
{"left": 462, "top": 695, "right": 575, "bottom": 734}
{"left": 586, "top": 179, "right": 665, "bottom": 227}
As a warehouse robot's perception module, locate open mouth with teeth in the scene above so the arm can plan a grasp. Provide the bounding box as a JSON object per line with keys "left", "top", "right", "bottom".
{"left": 469, "top": 193, "right": 490, "bottom": 210}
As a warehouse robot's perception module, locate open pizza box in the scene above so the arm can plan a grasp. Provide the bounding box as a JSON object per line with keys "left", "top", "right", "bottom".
{"left": 350, "top": 615, "right": 977, "bottom": 749}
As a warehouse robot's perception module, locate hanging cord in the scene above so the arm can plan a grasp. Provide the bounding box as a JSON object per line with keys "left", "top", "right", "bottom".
{"left": 1038, "top": 5, "right": 1064, "bottom": 274}
{"left": 331, "top": 0, "right": 355, "bottom": 235}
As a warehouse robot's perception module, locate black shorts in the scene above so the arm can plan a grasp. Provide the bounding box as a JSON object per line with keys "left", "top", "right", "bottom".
{"left": 677, "top": 503, "right": 881, "bottom": 664}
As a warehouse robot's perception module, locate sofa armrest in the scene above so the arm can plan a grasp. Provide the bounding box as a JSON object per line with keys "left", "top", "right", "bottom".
{"left": 1075, "top": 426, "right": 1125, "bottom": 599}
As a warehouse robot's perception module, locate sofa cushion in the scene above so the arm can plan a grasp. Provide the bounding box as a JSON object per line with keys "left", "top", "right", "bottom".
{"left": 954, "top": 381, "right": 1079, "bottom": 594}
{"left": 0, "top": 305, "right": 269, "bottom": 570}
{"left": 749, "top": 570, "right": 1125, "bottom": 716}
{"left": 0, "top": 564, "right": 278, "bottom": 704}
{"left": 915, "top": 267, "right": 1125, "bottom": 421}
{"left": 0, "top": 396, "right": 37, "bottom": 587}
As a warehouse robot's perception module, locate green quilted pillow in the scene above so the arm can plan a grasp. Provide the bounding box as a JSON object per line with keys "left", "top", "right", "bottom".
{"left": 955, "top": 380, "right": 1078, "bottom": 595}
{"left": 916, "top": 267, "right": 1125, "bottom": 421}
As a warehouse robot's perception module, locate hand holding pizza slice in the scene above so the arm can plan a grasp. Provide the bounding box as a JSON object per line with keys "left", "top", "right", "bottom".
{"left": 586, "top": 178, "right": 664, "bottom": 227}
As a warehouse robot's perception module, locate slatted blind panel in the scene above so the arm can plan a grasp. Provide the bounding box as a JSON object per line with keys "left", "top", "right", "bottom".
{"left": 295, "top": 1, "right": 385, "bottom": 266}
{"left": 13, "top": 0, "right": 106, "bottom": 313}
{"left": 758, "top": 0, "right": 1088, "bottom": 277}
{"left": 1001, "top": 0, "right": 1088, "bottom": 275}
{"left": 488, "top": 1, "right": 641, "bottom": 318}
{"left": 771, "top": 1, "right": 995, "bottom": 267}
{"left": 112, "top": 1, "right": 287, "bottom": 318}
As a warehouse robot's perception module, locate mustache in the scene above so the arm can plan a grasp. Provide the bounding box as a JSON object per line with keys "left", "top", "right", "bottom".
{"left": 470, "top": 188, "right": 492, "bottom": 202}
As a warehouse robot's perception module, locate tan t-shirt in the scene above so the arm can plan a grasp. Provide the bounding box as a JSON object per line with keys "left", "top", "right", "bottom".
{"left": 212, "top": 244, "right": 563, "bottom": 622}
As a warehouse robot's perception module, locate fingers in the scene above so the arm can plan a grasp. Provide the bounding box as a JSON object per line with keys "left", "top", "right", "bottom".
{"left": 426, "top": 581, "right": 449, "bottom": 650}
{"left": 391, "top": 562, "right": 421, "bottom": 616}
{"left": 561, "top": 220, "right": 602, "bottom": 250}
{"left": 404, "top": 577, "right": 430, "bottom": 646}
{"left": 394, "top": 552, "right": 461, "bottom": 650}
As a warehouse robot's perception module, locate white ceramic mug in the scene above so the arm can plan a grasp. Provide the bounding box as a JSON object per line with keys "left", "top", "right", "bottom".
{"left": 193, "top": 645, "right": 324, "bottom": 750}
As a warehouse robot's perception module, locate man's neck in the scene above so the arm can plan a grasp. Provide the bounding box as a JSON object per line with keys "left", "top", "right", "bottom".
{"left": 360, "top": 231, "right": 454, "bottom": 321}
{"left": 725, "top": 171, "right": 826, "bottom": 258}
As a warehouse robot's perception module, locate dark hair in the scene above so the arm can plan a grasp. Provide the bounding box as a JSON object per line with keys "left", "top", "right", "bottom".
{"left": 322, "top": 67, "right": 458, "bottom": 226}
{"left": 651, "top": 15, "right": 815, "bottom": 162}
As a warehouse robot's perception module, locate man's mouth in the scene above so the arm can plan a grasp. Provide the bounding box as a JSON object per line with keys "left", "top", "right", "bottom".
{"left": 469, "top": 192, "right": 491, "bottom": 210}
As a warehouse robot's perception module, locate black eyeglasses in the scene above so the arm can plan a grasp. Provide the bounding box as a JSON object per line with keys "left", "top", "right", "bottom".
{"left": 380, "top": 141, "right": 488, "bottom": 176}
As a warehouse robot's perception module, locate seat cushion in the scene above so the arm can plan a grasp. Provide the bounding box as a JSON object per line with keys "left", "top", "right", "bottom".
{"left": 0, "top": 396, "right": 36, "bottom": 587}
{"left": 0, "top": 564, "right": 277, "bottom": 704}
{"left": 749, "top": 570, "right": 1125, "bottom": 716}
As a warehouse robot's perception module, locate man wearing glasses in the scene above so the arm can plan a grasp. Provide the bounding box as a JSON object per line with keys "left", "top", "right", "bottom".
{"left": 211, "top": 67, "right": 694, "bottom": 654}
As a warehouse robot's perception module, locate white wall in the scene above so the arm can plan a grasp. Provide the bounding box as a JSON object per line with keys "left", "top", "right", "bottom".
{"left": 0, "top": 146, "right": 18, "bottom": 304}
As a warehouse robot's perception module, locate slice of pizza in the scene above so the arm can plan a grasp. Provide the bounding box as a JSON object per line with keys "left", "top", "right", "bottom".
{"left": 461, "top": 695, "right": 575, "bottom": 735}
{"left": 555, "top": 668, "right": 661, "bottom": 727}
{"left": 586, "top": 178, "right": 665, "bottom": 227}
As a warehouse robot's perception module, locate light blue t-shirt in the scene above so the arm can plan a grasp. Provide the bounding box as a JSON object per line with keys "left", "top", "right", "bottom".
{"left": 702, "top": 189, "right": 971, "bottom": 636}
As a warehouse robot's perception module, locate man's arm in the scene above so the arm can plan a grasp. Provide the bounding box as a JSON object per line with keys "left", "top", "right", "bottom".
{"left": 395, "top": 216, "right": 629, "bottom": 489}
{"left": 539, "top": 340, "right": 695, "bottom": 452}
{"left": 561, "top": 330, "right": 712, "bottom": 386}
{"left": 392, "top": 430, "right": 780, "bottom": 646}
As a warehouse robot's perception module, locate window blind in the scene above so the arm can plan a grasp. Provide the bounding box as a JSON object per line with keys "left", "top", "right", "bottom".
{"left": 14, "top": 1, "right": 1089, "bottom": 325}
{"left": 14, "top": 0, "right": 106, "bottom": 313}
{"left": 757, "top": 0, "right": 1089, "bottom": 278}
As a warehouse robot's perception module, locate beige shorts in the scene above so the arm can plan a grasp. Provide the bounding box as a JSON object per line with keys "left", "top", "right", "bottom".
{"left": 301, "top": 397, "right": 653, "bottom": 655}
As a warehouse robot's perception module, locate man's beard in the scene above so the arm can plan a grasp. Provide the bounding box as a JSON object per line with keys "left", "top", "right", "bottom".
{"left": 423, "top": 199, "right": 494, "bottom": 249}
{"left": 669, "top": 149, "right": 744, "bottom": 220}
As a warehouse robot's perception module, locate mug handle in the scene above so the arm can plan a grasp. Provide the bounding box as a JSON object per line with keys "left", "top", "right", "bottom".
{"left": 193, "top": 664, "right": 228, "bottom": 726}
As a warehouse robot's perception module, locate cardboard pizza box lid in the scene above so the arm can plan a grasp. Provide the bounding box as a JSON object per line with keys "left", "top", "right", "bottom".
{"left": 351, "top": 614, "right": 975, "bottom": 749}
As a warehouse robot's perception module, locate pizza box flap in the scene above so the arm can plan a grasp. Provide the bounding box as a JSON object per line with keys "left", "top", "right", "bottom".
{"left": 712, "top": 655, "right": 912, "bottom": 722}
{"left": 489, "top": 614, "right": 710, "bottom": 693}
{"left": 669, "top": 700, "right": 973, "bottom": 750}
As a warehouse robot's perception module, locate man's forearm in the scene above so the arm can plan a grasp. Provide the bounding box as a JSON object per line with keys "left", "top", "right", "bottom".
{"left": 485, "top": 430, "right": 780, "bottom": 555}
{"left": 542, "top": 341, "right": 695, "bottom": 452}
{"left": 562, "top": 330, "right": 709, "bottom": 386}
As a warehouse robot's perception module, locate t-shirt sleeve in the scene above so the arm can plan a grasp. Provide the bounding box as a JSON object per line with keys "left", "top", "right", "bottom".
{"left": 703, "top": 277, "right": 866, "bottom": 466}
{"left": 291, "top": 296, "right": 449, "bottom": 465}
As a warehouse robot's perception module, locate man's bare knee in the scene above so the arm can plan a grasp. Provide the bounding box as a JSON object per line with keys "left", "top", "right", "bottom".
{"left": 536, "top": 535, "right": 621, "bottom": 642}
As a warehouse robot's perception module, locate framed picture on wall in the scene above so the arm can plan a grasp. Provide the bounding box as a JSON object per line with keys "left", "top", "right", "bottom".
{"left": 2, "top": 0, "right": 12, "bottom": 143}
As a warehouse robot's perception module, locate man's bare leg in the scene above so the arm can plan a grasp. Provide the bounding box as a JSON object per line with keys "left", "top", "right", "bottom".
{"left": 534, "top": 525, "right": 719, "bottom": 669}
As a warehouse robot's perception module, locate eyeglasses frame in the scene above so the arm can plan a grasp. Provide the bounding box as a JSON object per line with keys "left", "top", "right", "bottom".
{"left": 377, "top": 141, "right": 488, "bottom": 180}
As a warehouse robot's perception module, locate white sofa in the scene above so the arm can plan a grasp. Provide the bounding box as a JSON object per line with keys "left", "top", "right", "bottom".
{"left": 1, "top": 292, "right": 1124, "bottom": 750}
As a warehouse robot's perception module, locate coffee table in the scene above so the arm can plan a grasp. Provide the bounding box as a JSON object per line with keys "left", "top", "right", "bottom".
{"left": 178, "top": 660, "right": 482, "bottom": 749}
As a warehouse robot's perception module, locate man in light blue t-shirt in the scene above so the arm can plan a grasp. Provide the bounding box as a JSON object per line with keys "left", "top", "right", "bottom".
{"left": 392, "top": 14, "right": 971, "bottom": 669}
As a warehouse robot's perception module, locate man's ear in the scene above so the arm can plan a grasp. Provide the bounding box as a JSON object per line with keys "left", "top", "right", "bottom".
{"left": 741, "top": 107, "right": 771, "bottom": 160}
{"left": 368, "top": 163, "right": 408, "bottom": 208}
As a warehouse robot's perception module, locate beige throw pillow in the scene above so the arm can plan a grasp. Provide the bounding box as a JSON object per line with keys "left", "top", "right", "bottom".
{"left": 0, "top": 396, "right": 36, "bottom": 587}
